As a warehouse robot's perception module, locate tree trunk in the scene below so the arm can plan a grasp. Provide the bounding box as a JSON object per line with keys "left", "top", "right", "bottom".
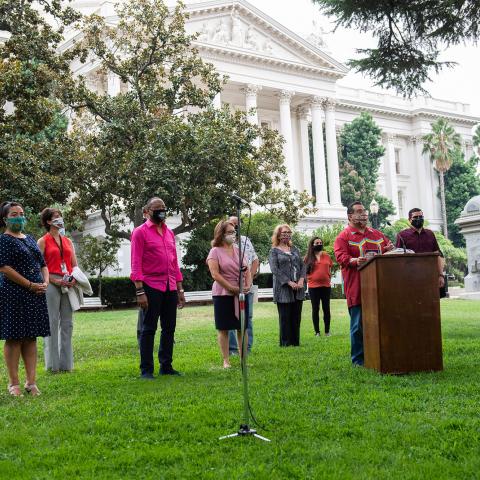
{"left": 98, "top": 274, "right": 102, "bottom": 303}
{"left": 438, "top": 171, "right": 448, "bottom": 239}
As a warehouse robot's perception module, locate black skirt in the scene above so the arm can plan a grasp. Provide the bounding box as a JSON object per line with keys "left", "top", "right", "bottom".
{"left": 213, "top": 295, "right": 250, "bottom": 331}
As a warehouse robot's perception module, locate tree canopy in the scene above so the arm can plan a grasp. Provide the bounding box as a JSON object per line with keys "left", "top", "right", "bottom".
{"left": 338, "top": 112, "right": 395, "bottom": 226}
{"left": 0, "top": 0, "right": 80, "bottom": 212}
{"left": 311, "top": 0, "right": 480, "bottom": 97}
{"left": 422, "top": 118, "right": 462, "bottom": 238}
{"left": 443, "top": 152, "right": 480, "bottom": 247}
{"left": 69, "top": 0, "right": 313, "bottom": 240}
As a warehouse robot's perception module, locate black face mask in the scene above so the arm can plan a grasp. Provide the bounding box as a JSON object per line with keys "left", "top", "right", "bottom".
{"left": 313, "top": 245, "right": 323, "bottom": 252}
{"left": 151, "top": 209, "right": 166, "bottom": 223}
{"left": 411, "top": 218, "right": 424, "bottom": 229}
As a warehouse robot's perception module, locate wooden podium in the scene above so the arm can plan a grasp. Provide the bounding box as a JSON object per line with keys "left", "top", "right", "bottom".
{"left": 359, "top": 253, "right": 443, "bottom": 374}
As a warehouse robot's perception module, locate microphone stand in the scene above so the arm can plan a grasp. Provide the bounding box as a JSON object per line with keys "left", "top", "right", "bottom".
{"left": 219, "top": 197, "right": 270, "bottom": 442}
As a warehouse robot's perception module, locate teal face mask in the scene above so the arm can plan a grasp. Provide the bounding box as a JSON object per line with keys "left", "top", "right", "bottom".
{"left": 5, "top": 216, "right": 27, "bottom": 232}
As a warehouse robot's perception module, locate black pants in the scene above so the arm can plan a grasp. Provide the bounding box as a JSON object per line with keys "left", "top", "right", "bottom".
{"left": 137, "top": 308, "right": 144, "bottom": 347}
{"left": 277, "top": 300, "right": 303, "bottom": 346}
{"left": 139, "top": 284, "right": 178, "bottom": 375}
{"left": 309, "top": 287, "right": 331, "bottom": 334}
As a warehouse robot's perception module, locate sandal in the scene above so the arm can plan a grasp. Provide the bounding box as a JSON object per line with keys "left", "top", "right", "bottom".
{"left": 7, "top": 384, "right": 23, "bottom": 397}
{"left": 24, "top": 382, "right": 41, "bottom": 396}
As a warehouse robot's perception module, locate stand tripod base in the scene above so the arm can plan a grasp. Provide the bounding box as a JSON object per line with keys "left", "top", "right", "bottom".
{"left": 219, "top": 424, "right": 270, "bottom": 442}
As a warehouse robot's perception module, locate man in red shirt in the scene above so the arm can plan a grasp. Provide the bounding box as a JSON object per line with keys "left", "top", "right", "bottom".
{"left": 334, "top": 201, "right": 394, "bottom": 366}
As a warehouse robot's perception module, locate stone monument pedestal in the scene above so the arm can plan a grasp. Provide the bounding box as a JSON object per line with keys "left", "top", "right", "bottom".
{"left": 454, "top": 195, "right": 480, "bottom": 301}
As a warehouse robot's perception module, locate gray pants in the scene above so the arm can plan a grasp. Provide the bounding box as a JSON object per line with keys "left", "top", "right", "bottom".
{"left": 44, "top": 283, "right": 74, "bottom": 371}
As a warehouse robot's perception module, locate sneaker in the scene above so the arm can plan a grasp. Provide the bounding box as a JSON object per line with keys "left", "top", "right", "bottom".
{"left": 140, "top": 373, "right": 155, "bottom": 380}
{"left": 325, "top": 333, "right": 331, "bottom": 337}
{"left": 315, "top": 333, "right": 321, "bottom": 337}
{"left": 159, "top": 369, "right": 183, "bottom": 376}
{"left": 229, "top": 351, "right": 239, "bottom": 356}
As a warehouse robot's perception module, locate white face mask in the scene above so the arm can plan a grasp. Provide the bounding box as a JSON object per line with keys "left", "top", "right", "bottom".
{"left": 52, "top": 217, "right": 64, "bottom": 228}
{"left": 224, "top": 234, "right": 236, "bottom": 244}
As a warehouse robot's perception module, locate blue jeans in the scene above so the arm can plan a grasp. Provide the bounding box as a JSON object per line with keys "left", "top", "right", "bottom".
{"left": 229, "top": 292, "right": 253, "bottom": 353}
{"left": 348, "top": 305, "right": 364, "bottom": 366}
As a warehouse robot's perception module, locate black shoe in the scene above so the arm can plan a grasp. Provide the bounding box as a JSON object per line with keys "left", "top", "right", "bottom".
{"left": 140, "top": 372, "right": 155, "bottom": 380}
{"left": 159, "top": 369, "right": 182, "bottom": 376}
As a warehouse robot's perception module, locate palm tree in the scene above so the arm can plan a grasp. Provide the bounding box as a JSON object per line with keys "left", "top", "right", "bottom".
{"left": 422, "top": 118, "right": 461, "bottom": 239}
{"left": 473, "top": 124, "right": 480, "bottom": 158}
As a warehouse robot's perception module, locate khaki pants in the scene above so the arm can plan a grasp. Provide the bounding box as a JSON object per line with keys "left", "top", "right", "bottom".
{"left": 44, "top": 282, "right": 74, "bottom": 371}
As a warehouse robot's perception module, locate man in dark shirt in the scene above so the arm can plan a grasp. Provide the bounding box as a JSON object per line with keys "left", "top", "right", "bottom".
{"left": 396, "top": 208, "right": 445, "bottom": 288}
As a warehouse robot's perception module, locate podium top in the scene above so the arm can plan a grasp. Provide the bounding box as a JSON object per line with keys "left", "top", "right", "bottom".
{"left": 358, "top": 252, "right": 439, "bottom": 271}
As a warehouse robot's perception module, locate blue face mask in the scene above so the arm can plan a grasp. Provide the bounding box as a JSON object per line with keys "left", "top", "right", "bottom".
{"left": 5, "top": 216, "right": 27, "bottom": 232}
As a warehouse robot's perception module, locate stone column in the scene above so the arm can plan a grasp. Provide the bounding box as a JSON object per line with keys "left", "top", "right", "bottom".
{"left": 323, "top": 97, "right": 342, "bottom": 207}
{"left": 465, "top": 139, "right": 474, "bottom": 159}
{"left": 279, "top": 90, "right": 296, "bottom": 186}
{"left": 107, "top": 72, "right": 121, "bottom": 96}
{"left": 212, "top": 92, "right": 222, "bottom": 109}
{"left": 385, "top": 133, "right": 400, "bottom": 216}
{"left": 412, "top": 136, "right": 434, "bottom": 217}
{"left": 310, "top": 96, "right": 329, "bottom": 206}
{"left": 244, "top": 84, "right": 261, "bottom": 125}
{"left": 297, "top": 106, "right": 312, "bottom": 195}
{"left": 245, "top": 84, "right": 261, "bottom": 148}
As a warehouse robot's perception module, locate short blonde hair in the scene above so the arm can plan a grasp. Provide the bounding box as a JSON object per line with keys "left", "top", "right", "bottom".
{"left": 211, "top": 220, "right": 235, "bottom": 247}
{"left": 271, "top": 224, "right": 293, "bottom": 247}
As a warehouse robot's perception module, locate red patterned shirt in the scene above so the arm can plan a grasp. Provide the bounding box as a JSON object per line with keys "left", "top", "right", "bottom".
{"left": 334, "top": 225, "right": 392, "bottom": 307}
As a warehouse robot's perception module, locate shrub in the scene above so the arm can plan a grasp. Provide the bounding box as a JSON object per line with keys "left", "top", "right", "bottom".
{"left": 89, "top": 277, "right": 136, "bottom": 307}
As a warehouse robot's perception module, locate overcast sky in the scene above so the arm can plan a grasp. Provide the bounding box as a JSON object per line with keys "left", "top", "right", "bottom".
{"left": 250, "top": 0, "right": 480, "bottom": 118}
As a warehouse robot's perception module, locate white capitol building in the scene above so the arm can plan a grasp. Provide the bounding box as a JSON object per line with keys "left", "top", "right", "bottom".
{"left": 67, "top": 0, "right": 479, "bottom": 276}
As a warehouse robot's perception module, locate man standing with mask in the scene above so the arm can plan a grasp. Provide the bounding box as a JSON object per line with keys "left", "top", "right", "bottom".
{"left": 334, "top": 201, "right": 394, "bottom": 366}
{"left": 396, "top": 208, "right": 445, "bottom": 288}
{"left": 130, "top": 197, "right": 185, "bottom": 379}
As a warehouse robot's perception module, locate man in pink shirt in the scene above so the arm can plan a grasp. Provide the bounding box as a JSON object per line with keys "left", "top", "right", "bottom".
{"left": 131, "top": 197, "right": 185, "bottom": 378}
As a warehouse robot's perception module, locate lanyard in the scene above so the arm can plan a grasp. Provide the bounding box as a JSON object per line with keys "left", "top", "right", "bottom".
{"left": 52, "top": 234, "right": 67, "bottom": 273}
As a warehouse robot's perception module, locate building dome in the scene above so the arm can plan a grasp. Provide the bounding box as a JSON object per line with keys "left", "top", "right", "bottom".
{"left": 461, "top": 195, "right": 480, "bottom": 216}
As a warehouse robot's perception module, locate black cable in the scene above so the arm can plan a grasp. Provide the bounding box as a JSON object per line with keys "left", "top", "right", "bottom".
{"left": 237, "top": 206, "right": 268, "bottom": 431}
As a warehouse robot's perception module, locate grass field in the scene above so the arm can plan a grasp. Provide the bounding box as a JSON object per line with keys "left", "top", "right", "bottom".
{"left": 0, "top": 299, "right": 479, "bottom": 480}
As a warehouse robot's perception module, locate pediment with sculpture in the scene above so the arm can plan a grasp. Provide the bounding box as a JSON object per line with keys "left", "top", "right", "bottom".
{"left": 185, "top": 1, "right": 347, "bottom": 75}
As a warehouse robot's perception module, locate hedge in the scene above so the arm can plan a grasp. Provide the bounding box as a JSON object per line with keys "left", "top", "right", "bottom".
{"left": 89, "top": 275, "right": 344, "bottom": 307}
{"left": 89, "top": 277, "right": 136, "bottom": 308}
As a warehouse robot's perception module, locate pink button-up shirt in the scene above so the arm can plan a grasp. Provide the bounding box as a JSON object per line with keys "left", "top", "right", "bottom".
{"left": 130, "top": 220, "right": 183, "bottom": 291}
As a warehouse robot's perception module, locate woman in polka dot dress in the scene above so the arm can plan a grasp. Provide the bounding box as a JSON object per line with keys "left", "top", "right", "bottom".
{"left": 0, "top": 201, "right": 50, "bottom": 397}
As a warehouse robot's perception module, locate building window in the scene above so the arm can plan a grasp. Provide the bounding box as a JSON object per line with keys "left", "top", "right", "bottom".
{"left": 398, "top": 190, "right": 404, "bottom": 217}
{"left": 395, "top": 148, "right": 401, "bottom": 174}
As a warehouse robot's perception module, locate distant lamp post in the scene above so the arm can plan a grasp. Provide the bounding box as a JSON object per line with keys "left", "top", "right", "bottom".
{"left": 370, "top": 199, "right": 379, "bottom": 229}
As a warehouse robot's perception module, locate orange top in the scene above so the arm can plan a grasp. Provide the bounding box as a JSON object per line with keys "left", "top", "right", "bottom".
{"left": 42, "top": 233, "right": 74, "bottom": 275}
{"left": 306, "top": 253, "right": 333, "bottom": 288}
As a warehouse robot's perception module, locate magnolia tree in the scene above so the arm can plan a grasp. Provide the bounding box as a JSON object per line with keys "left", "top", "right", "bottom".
{"left": 0, "top": 1, "right": 80, "bottom": 212}
{"left": 69, "top": 0, "right": 314, "bottom": 240}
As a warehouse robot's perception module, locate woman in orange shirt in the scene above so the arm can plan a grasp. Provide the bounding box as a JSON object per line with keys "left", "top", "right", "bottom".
{"left": 38, "top": 208, "right": 78, "bottom": 372}
{"left": 304, "top": 237, "right": 333, "bottom": 337}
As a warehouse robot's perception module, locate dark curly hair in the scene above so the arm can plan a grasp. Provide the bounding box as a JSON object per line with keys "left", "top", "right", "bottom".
{"left": 0, "top": 201, "right": 23, "bottom": 228}
{"left": 40, "top": 207, "right": 62, "bottom": 231}
{"left": 304, "top": 236, "right": 323, "bottom": 275}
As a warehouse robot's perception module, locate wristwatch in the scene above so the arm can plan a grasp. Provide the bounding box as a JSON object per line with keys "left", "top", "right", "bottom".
{"left": 178, "top": 289, "right": 185, "bottom": 293}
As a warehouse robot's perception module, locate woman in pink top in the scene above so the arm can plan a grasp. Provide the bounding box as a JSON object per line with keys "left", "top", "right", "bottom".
{"left": 207, "top": 220, "right": 251, "bottom": 369}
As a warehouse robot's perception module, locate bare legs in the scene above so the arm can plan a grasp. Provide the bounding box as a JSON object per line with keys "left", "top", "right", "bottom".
{"left": 218, "top": 330, "right": 244, "bottom": 368}
{"left": 4, "top": 338, "right": 39, "bottom": 394}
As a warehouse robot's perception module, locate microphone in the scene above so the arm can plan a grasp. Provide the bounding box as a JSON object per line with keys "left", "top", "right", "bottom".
{"left": 397, "top": 233, "right": 407, "bottom": 253}
{"left": 230, "top": 193, "right": 250, "bottom": 205}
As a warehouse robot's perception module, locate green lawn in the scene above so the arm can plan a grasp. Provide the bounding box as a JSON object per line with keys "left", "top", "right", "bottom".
{"left": 1, "top": 300, "right": 479, "bottom": 479}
